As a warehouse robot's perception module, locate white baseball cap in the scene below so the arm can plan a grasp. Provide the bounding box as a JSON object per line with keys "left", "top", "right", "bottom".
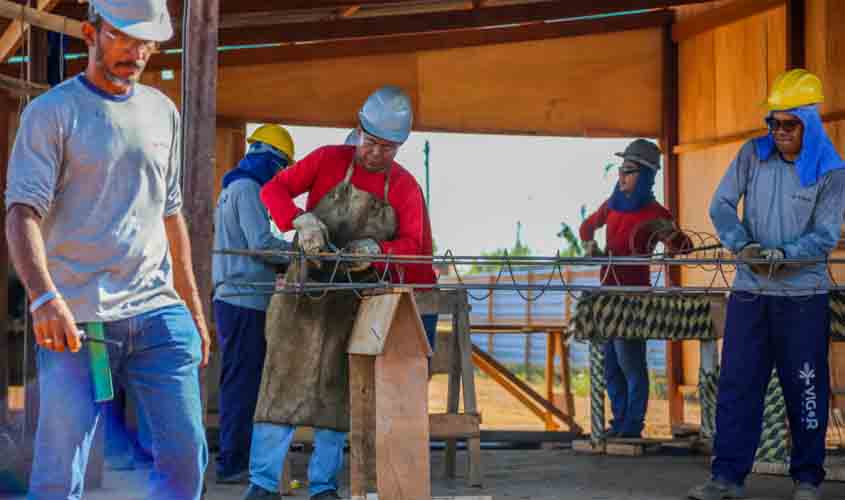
{"left": 90, "top": 0, "right": 173, "bottom": 43}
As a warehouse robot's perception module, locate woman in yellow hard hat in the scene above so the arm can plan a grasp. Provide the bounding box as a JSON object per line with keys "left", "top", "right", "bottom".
{"left": 688, "top": 69, "right": 845, "bottom": 500}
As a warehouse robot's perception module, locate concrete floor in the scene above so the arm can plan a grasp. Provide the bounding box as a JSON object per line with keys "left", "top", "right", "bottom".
{"left": 3, "top": 447, "right": 845, "bottom": 500}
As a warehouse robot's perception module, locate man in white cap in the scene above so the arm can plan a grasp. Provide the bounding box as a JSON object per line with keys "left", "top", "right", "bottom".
{"left": 5, "top": 1, "right": 208, "bottom": 498}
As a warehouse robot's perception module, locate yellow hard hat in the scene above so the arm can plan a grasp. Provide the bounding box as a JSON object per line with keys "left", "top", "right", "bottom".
{"left": 248, "top": 124, "right": 295, "bottom": 161}
{"left": 765, "top": 69, "right": 824, "bottom": 111}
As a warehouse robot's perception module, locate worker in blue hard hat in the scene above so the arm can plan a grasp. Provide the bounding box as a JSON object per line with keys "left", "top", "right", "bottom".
{"left": 239, "top": 86, "right": 436, "bottom": 500}
{"left": 5, "top": 1, "right": 208, "bottom": 498}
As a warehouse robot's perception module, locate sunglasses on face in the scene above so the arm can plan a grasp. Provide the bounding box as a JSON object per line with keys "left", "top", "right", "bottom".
{"left": 619, "top": 167, "right": 641, "bottom": 176}
{"left": 766, "top": 117, "right": 802, "bottom": 133}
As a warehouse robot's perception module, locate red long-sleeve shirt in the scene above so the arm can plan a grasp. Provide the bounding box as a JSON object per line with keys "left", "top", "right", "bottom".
{"left": 579, "top": 200, "right": 690, "bottom": 286}
{"left": 260, "top": 145, "right": 436, "bottom": 285}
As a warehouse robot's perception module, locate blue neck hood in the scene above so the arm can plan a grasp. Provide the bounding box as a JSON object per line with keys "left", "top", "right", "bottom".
{"left": 222, "top": 144, "right": 290, "bottom": 188}
{"left": 753, "top": 105, "right": 844, "bottom": 187}
{"left": 607, "top": 167, "right": 656, "bottom": 212}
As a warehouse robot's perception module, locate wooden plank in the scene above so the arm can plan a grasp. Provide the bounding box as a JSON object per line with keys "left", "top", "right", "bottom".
{"left": 417, "top": 27, "right": 664, "bottom": 138}
{"left": 572, "top": 439, "right": 606, "bottom": 454}
{"left": 348, "top": 293, "right": 402, "bottom": 355}
{"left": 58, "top": 9, "right": 675, "bottom": 72}
{"left": 374, "top": 293, "right": 431, "bottom": 500}
{"left": 214, "top": 1, "right": 696, "bottom": 46}
{"left": 455, "top": 291, "right": 482, "bottom": 487}
{"left": 714, "top": 12, "right": 769, "bottom": 138}
{"left": 672, "top": 0, "right": 785, "bottom": 42}
{"left": 349, "top": 354, "right": 377, "bottom": 497}
{"left": 429, "top": 413, "right": 481, "bottom": 440}
{"left": 0, "top": 0, "right": 82, "bottom": 44}
{"left": 666, "top": 340, "right": 685, "bottom": 427}
{"left": 766, "top": 6, "right": 788, "bottom": 87}
{"left": 0, "top": 0, "right": 60, "bottom": 63}
{"left": 472, "top": 345, "right": 580, "bottom": 431}
{"left": 678, "top": 30, "right": 716, "bottom": 144}
{"left": 556, "top": 332, "right": 578, "bottom": 432}
{"left": 444, "top": 301, "right": 462, "bottom": 479}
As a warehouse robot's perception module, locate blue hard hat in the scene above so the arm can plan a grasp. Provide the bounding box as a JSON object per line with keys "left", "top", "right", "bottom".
{"left": 358, "top": 86, "right": 413, "bottom": 144}
{"left": 90, "top": 0, "right": 173, "bottom": 42}
{"left": 344, "top": 129, "right": 360, "bottom": 146}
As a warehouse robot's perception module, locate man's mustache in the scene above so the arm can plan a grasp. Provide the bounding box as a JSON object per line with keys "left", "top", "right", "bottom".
{"left": 116, "top": 61, "right": 145, "bottom": 70}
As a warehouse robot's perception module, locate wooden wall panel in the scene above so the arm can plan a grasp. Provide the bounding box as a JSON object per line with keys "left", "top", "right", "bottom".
{"left": 143, "top": 28, "right": 664, "bottom": 138}
{"left": 677, "top": 140, "right": 744, "bottom": 287}
{"left": 678, "top": 31, "right": 716, "bottom": 143}
{"left": 416, "top": 28, "right": 663, "bottom": 137}
{"left": 806, "top": 0, "right": 845, "bottom": 116}
{"left": 217, "top": 53, "right": 420, "bottom": 128}
{"left": 713, "top": 13, "right": 772, "bottom": 138}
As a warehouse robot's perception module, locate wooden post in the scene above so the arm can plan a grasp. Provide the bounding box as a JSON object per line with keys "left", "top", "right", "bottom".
{"left": 544, "top": 332, "right": 555, "bottom": 431}
{"left": 180, "top": 0, "right": 219, "bottom": 420}
{"left": 786, "top": 0, "right": 805, "bottom": 69}
{"left": 661, "top": 20, "right": 685, "bottom": 429}
{"left": 349, "top": 355, "right": 377, "bottom": 497}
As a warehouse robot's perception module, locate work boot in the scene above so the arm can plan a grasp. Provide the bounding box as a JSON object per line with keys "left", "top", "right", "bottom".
{"left": 687, "top": 478, "right": 745, "bottom": 500}
{"left": 310, "top": 490, "right": 341, "bottom": 500}
{"left": 241, "top": 483, "right": 282, "bottom": 500}
{"left": 793, "top": 482, "right": 821, "bottom": 500}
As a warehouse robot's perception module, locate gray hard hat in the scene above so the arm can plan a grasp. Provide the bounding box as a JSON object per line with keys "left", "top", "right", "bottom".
{"left": 90, "top": 0, "right": 173, "bottom": 42}
{"left": 358, "top": 86, "right": 413, "bottom": 144}
{"left": 615, "top": 139, "right": 662, "bottom": 171}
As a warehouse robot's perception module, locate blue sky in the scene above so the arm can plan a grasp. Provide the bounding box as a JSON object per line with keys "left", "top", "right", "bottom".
{"left": 248, "top": 123, "right": 664, "bottom": 257}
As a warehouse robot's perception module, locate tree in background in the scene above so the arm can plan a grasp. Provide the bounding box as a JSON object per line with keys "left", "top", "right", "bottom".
{"left": 468, "top": 221, "right": 532, "bottom": 274}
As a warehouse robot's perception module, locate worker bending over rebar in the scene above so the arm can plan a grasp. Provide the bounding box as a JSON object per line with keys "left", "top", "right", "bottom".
{"left": 241, "top": 86, "right": 437, "bottom": 500}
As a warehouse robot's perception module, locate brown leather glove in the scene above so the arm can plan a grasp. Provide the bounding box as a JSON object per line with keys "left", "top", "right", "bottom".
{"left": 738, "top": 243, "right": 768, "bottom": 275}
{"left": 582, "top": 240, "right": 605, "bottom": 257}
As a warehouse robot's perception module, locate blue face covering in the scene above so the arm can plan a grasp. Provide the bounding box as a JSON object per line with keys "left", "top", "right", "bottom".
{"left": 607, "top": 165, "right": 657, "bottom": 212}
{"left": 222, "top": 143, "right": 290, "bottom": 188}
{"left": 753, "top": 104, "right": 844, "bottom": 187}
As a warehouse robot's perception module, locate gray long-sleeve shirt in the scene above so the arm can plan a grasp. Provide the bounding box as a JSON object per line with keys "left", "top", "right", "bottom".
{"left": 212, "top": 178, "right": 290, "bottom": 311}
{"left": 709, "top": 141, "right": 845, "bottom": 295}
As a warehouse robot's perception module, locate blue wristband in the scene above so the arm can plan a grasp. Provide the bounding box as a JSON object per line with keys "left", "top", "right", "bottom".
{"left": 29, "top": 290, "right": 58, "bottom": 314}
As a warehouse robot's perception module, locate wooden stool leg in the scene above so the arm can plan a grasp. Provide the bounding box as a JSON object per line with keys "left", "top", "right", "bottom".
{"left": 279, "top": 454, "right": 292, "bottom": 496}
{"left": 350, "top": 355, "right": 377, "bottom": 497}
{"left": 444, "top": 313, "right": 461, "bottom": 479}
{"left": 457, "top": 292, "right": 482, "bottom": 487}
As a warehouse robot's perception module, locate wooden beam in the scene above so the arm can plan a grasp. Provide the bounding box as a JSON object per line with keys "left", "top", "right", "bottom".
{"left": 0, "top": 72, "right": 48, "bottom": 97}
{"left": 0, "top": 0, "right": 83, "bottom": 42}
{"left": 134, "top": 9, "right": 674, "bottom": 73}
{"left": 671, "top": 0, "right": 785, "bottom": 42}
{"left": 214, "top": 0, "right": 706, "bottom": 46}
{"left": 180, "top": 0, "right": 218, "bottom": 418}
{"left": 0, "top": 0, "right": 60, "bottom": 63}
{"left": 786, "top": 0, "right": 805, "bottom": 69}
{"left": 340, "top": 6, "right": 361, "bottom": 17}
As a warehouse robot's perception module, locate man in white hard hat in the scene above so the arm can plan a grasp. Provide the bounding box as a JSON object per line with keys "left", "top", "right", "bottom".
{"left": 212, "top": 124, "right": 294, "bottom": 484}
{"left": 5, "top": 1, "right": 208, "bottom": 498}
{"left": 239, "top": 87, "right": 437, "bottom": 500}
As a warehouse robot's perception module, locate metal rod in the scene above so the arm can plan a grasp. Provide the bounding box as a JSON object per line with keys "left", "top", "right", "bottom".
{"left": 78, "top": 332, "right": 124, "bottom": 349}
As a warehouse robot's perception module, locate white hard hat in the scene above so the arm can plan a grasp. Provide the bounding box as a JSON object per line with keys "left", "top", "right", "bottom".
{"left": 90, "top": 0, "right": 173, "bottom": 43}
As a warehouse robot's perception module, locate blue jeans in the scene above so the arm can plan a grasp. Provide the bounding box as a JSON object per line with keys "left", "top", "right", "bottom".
{"left": 103, "top": 385, "right": 154, "bottom": 466}
{"left": 213, "top": 300, "right": 267, "bottom": 476}
{"left": 713, "top": 293, "right": 830, "bottom": 487}
{"left": 604, "top": 339, "right": 649, "bottom": 437}
{"left": 249, "top": 423, "right": 345, "bottom": 497}
{"left": 28, "top": 304, "right": 208, "bottom": 500}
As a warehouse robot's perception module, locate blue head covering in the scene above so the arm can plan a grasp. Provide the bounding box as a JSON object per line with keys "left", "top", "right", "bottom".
{"left": 753, "top": 104, "right": 844, "bottom": 187}
{"left": 607, "top": 166, "right": 657, "bottom": 212}
{"left": 222, "top": 142, "right": 290, "bottom": 188}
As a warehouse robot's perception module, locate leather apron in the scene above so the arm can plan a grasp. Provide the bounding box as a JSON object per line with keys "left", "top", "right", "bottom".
{"left": 254, "top": 159, "right": 396, "bottom": 431}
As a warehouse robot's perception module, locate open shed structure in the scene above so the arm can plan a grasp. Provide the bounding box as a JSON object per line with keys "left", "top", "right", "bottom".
{"left": 0, "top": 0, "right": 845, "bottom": 467}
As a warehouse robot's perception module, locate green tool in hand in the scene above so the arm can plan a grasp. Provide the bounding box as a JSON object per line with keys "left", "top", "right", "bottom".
{"left": 80, "top": 322, "right": 115, "bottom": 403}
